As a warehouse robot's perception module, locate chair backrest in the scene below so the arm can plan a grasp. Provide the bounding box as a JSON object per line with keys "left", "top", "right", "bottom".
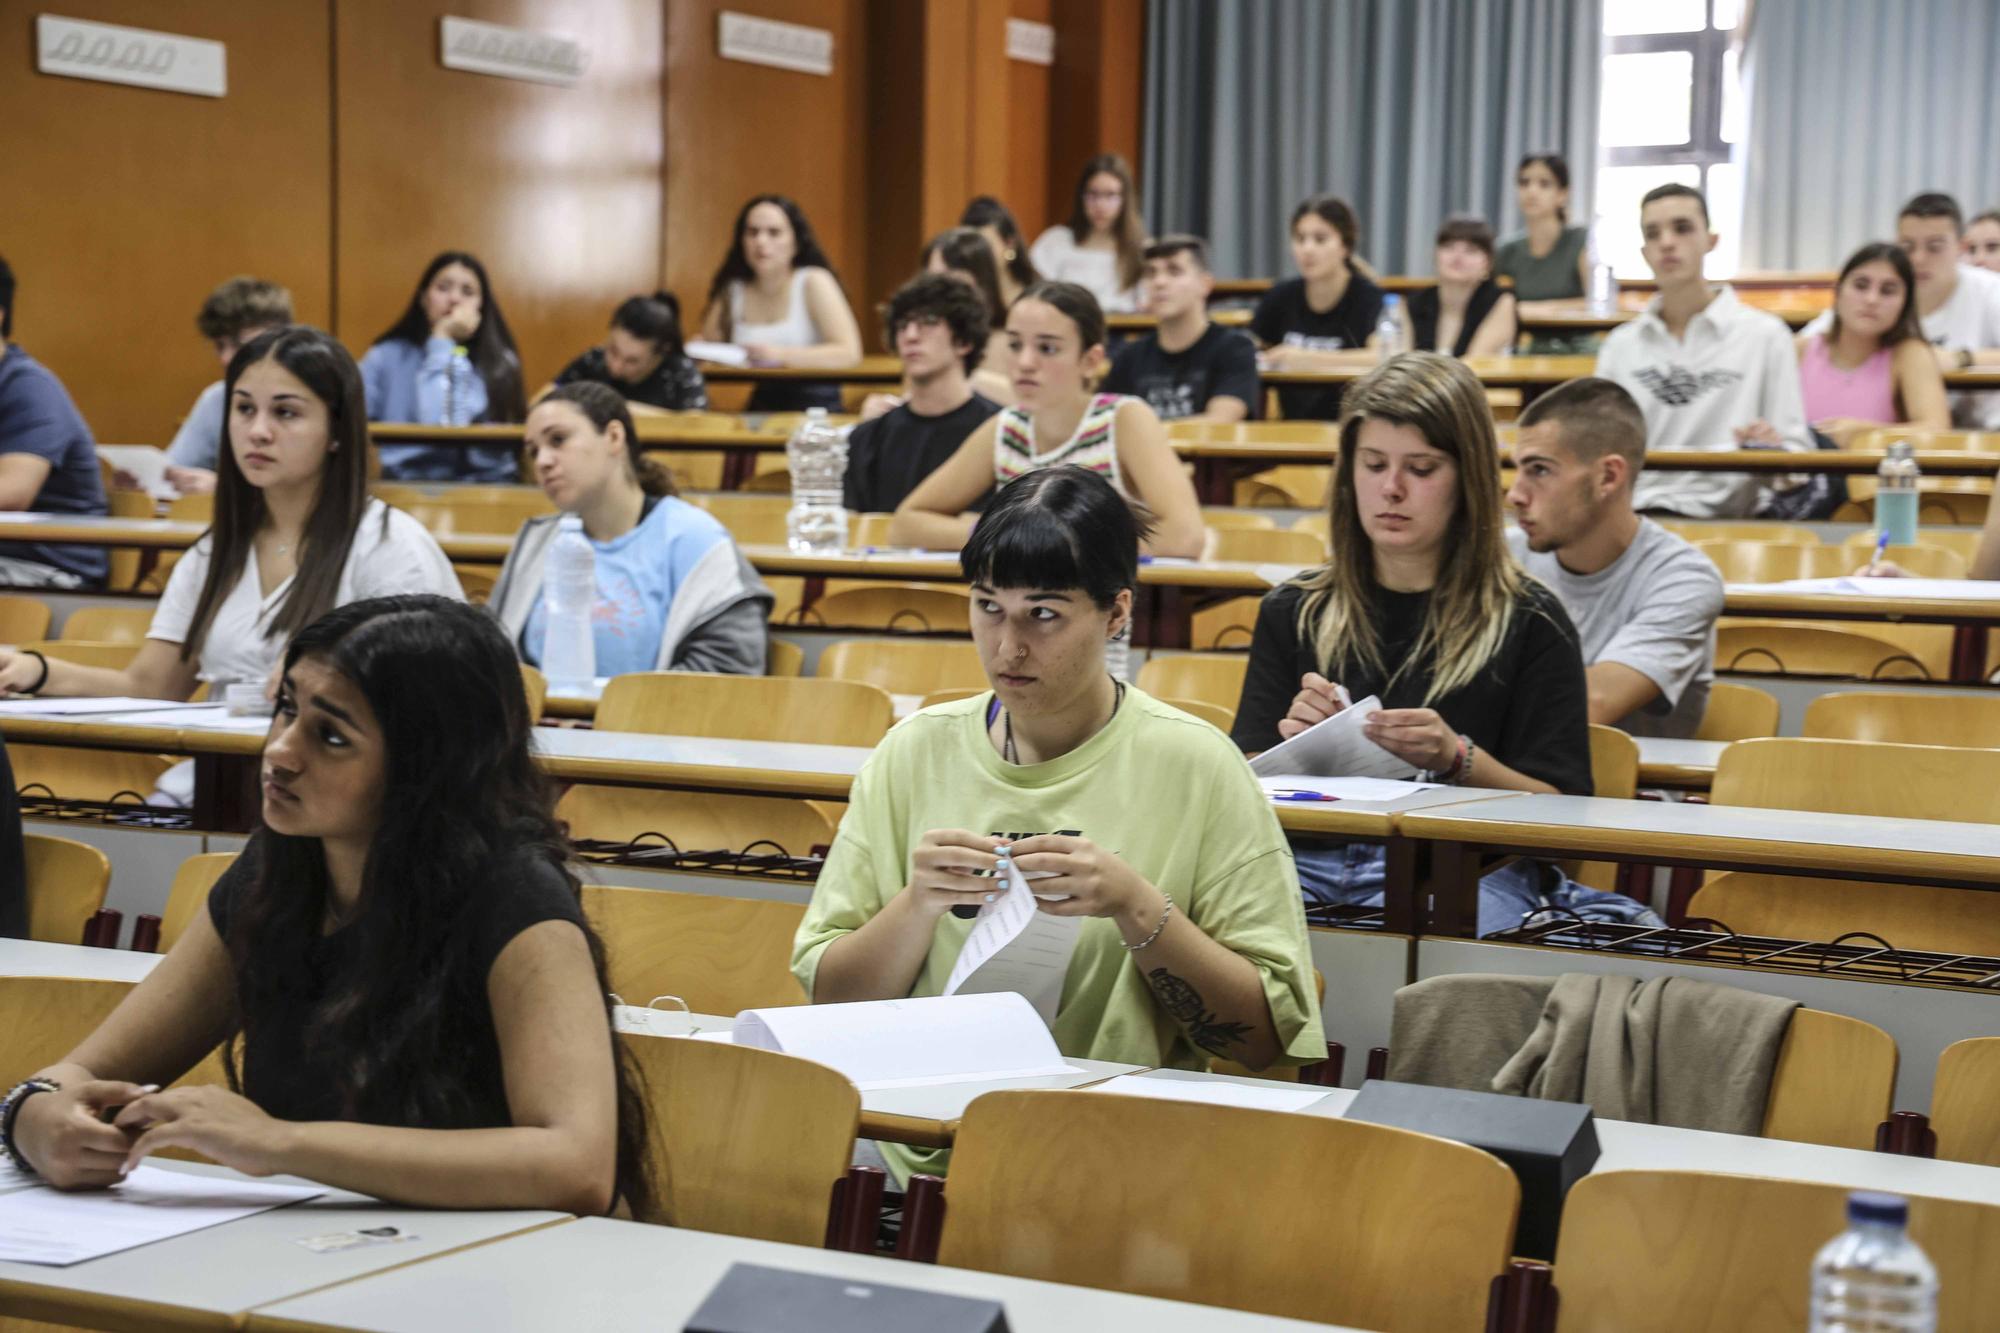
{"left": 9, "top": 740, "right": 174, "bottom": 804}
{"left": 918, "top": 687, "right": 984, "bottom": 710}
{"left": 1760, "top": 1006, "right": 1897, "bottom": 1148}
{"left": 0, "top": 596, "right": 52, "bottom": 645}
{"left": 938, "top": 1090, "right": 1518, "bottom": 1330}
{"left": 1696, "top": 539, "right": 1848, "bottom": 582}
{"left": 1162, "top": 696, "right": 1234, "bottom": 730}
{"left": 582, "top": 885, "right": 806, "bottom": 1013}
{"left": 1552, "top": 1170, "right": 2000, "bottom": 1332}
{"left": 1586, "top": 724, "right": 1638, "bottom": 800}
{"left": 0, "top": 975, "right": 134, "bottom": 1082}
{"left": 1199, "top": 509, "right": 1277, "bottom": 532}
{"left": 1829, "top": 539, "right": 1970, "bottom": 579}
{"left": 1694, "top": 681, "right": 1780, "bottom": 740}
{"left": 454, "top": 564, "right": 497, "bottom": 603}
{"left": 24, "top": 639, "right": 142, "bottom": 671}
{"left": 517, "top": 664, "right": 547, "bottom": 723}
{"left": 765, "top": 638, "right": 804, "bottom": 677}
{"left": 1660, "top": 519, "right": 1818, "bottom": 546}
{"left": 58, "top": 605, "right": 153, "bottom": 644}
{"left": 1292, "top": 511, "right": 1330, "bottom": 541}
{"left": 1689, "top": 872, "right": 2000, "bottom": 959}
{"left": 23, "top": 834, "right": 110, "bottom": 945}
{"left": 159, "top": 852, "right": 238, "bottom": 951}
{"left": 1715, "top": 624, "right": 1933, "bottom": 680}
{"left": 1846, "top": 526, "right": 1982, "bottom": 565}
{"left": 1711, "top": 736, "right": 2000, "bottom": 821}
{"left": 695, "top": 494, "right": 797, "bottom": 547}
{"left": 1854, "top": 426, "right": 2000, "bottom": 453}
{"left": 1206, "top": 526, "right": 1328, "bottom": 564}
{"left": 798, "top": 585, "right": 970, "bottom": 633}
{"left": 594, "top": 672, "right": 892, "bottom": 747}
{"left": 1802, "top": 690, "right": 2000, "bottom": 748}
{"left": 1165, "top": 420, "right": 1340, "bottom": 446}
{"left": 1932, "top": 1037, "right": 2000, "bottom": 1167}
{"left": 815, "top": 639, "right": 987, "bottom": 698}
{"left": 618, "top": 1035, "right": 859, "bottom": 1242}
{"left": 1136, "top": 653, "right": 1248, "bottom": 713}
{"left": 405, "top": 500, "right": 547, "bottom": 538}
{"left": 165, "top": 493, "right": 213, "bottom": 524}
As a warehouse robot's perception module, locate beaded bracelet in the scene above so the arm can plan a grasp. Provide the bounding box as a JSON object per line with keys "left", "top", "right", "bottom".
{"left": 0, "top": 1078, "right": 59, "bottom": 1172}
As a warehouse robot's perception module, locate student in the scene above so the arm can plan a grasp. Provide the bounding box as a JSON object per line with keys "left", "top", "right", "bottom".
{"left": 1505, "top": 377, "right": 1724, "bottom": 739}
{"left": 489, "top": 383, "right": 771, "bottom": 676}
{"left": 890, "top": 282, "right": 1205, "bottom": 558}
{"left": 959, "top": 196, "right": 1040, "bottom": 308}
{"left": 1028, "top": 154, "right": 1148, "bottom": 314}
{"left": 922, "top": 228, "right": 1016, "bottom": 406}
{"left": 842, "top": 275, "right": 1001, "bottom": 515}
{"left": 165, "top": 277, "right": 294, "bottom": 494}
{"left": 5, "top": 594, "right": 653, "bottom": 1216}
{"left": 1593, "top": 184, "right": 1810, "bottom": 518}
{"left": 1495, "top": 153, "right": 1592, "bottom": 302}
{"left": 1232, "top": 354, "right": 1652, "bottom": 936}
{"left": 795, "top": 465, "right": 1325, "bottom": 1180}
{"left": 1796, "top": 243, "right": 1949, "bottom": 436}
{"left": 361, "top": 251, "right": 527, "bottom": 483}
{"left": 1249, "top": 196, "right": 1385, "bottom": 422}
{"left": 0, "top": 254, "right": 108, "bottom": 589}
{"left": 699, "top": 194, "right": 864, "bottom": 412}
{"left": 1403, "top": 216, "right": 1518, "bottom": 359}
{"left": 0, "top": 327, "right": 461, "bottom": 701}
{"left": 1966, "top": 209, "right": 2000, "bottom": 273}
{"left": 553, "top": 292, "right": 707, "bottom": 412}
{"left": 1101, "top": 235, "right": 1259, "bottom": 422}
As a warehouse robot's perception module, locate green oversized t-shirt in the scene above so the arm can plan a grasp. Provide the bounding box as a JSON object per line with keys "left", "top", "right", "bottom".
{"left": 792, "top": 688, "right": 1326, "bottom": 1176}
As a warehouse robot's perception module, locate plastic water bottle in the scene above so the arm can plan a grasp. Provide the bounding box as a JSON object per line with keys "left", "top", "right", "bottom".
{"left": 541, "top": 514, "right": 597, "bottom": 692}
{"left": 1876, "top": 441, "right": 1921, "bottom": 548}
{"left": 1588, "top": 261, "right": 1617, "bottom": 315}
{"left": 786, "top": 407, "right": 850, "bottom": 553}
{"left": 1375, "top": 295, "right": 1406, "bottom": 364}
{"left": 1810, "top": 1191, "right": 1937, "bottom": 1332}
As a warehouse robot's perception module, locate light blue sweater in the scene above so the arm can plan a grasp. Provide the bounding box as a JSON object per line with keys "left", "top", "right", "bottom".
{"left": 360, "top": 336, "right": 519, "bottom": 482}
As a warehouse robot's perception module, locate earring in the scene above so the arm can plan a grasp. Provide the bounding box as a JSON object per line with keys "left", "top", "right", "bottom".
{"left": 1004, "top": 248, "right": 1017, "bottom": 261}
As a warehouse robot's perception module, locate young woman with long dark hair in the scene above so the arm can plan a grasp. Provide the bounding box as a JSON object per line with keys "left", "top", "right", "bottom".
{"left": 5, "top": 595, "right": 653, "bottom": 1216}
{"left": 1249, "top": 195, "right": 1386, "bottom": 421}
{"left": 960, "top": 195, "right": 1040, "bottom": 307}
{"left": 699, "top": 194, "right": 862, "bottom": 412}
{"left": 362, "top": 251, "right": 528, "bottom": 482}
{"left": 1029, "top": 154, "right": 1149, "bottom": 313}
{"left": 1796, "top": 242, "right": 1949, "bottom": 435}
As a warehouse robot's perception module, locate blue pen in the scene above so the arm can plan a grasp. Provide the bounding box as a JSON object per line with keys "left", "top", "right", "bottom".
{"left": 1267, "top": 789, "right": 1339, "bottom": 802}
{"left": 1871, "top": 530, "right": 1890, "bottom": 572}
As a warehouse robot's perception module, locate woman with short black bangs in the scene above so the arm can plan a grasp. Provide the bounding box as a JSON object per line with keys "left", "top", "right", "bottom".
{"left": 3, "top": 596, "right": 652, "bottom": 1218}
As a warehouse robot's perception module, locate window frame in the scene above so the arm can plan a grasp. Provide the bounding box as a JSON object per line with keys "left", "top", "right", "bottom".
{"left": 1600, "top": 2, "right": 1734, "bottom": 186}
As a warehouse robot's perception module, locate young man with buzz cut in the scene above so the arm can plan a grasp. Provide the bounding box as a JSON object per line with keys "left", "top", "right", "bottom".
{"left": 1593, "top": 183, "right": 1810, "bottom": 518}
{"left": 1506, "top": 376, "right": 1724, "bottom": 738}
{"left": 841, "top": 272, "right": 1001, "bottom": 515}
{"left": 1100, "top": 234, "right": 1260, "bottom": 422}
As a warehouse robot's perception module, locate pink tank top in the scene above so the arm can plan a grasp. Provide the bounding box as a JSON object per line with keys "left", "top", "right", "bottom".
{"left": 1799, "top": 334, "right": 1897, "bottom": 424}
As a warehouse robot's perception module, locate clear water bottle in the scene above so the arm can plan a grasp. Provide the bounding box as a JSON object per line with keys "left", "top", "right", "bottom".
{"left": 1588, "top": 261, "right": 1617, "bottom": 315}
{"left": 786, "top": 407, "right": 850, "bottom": 553}
{"left": 1876, "top": 441, "right": 1921, "bottom": 548}
{"left": 1375, "top": 295, "right": 1406, "bottom": 364}
{"left": 1810, "top": 1191, "right": 1937, "bottom": 1332}
{"left": 541, "top": 514, "right": 597, "bottom": 692}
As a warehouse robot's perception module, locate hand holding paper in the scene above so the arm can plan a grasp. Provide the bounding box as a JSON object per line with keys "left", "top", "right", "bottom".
{"left": 1250, "top": 693, "right": 1417, "bottom": 781}
{"left": 942, "top": 856, "right": 1083, "bottom": 1026}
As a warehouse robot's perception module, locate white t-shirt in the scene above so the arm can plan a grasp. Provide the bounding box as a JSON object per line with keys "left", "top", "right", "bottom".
{"left": 147, "top": 498, "right": 463, "bottom": 687}
{"left": 1028, "top": 227, "right": 1141, "bottom": 313}
{"left": 1803, "top": 264, "right": 2000, "bottom": 429}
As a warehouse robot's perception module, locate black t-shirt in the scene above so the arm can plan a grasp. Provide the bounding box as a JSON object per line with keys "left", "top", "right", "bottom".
{"left": 1229, "top": 579, "right": 1594, "bottom": 795}
{"left": 1407, "top": 281, "right": 1507, "bottom": 359}
{"left": 842, "top": 393, "right": 1000, "bottom": 514}
{"left": 1249, "top": 274, "right": 1386, "bottom": 421}
{"left": 554, "top": 346, "right": 708, "bottom": 411}
{"left": 1100, "top": 323, "right": 1261, "bottom": 420}
{"left": 207, "top": 832, "right": 588, "bottom": 1126}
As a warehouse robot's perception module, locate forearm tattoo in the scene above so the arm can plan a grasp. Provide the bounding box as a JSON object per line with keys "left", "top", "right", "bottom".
{"left": 1146, "top": 967, "right": 1252, "bottom": 1054}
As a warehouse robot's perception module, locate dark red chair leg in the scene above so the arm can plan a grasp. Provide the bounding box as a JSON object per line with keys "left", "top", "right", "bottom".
{"left": 894, "top": 1173, "right": 946, "bottom": 1263}
{"left": 82, "top": 908, "right": 123, "bottom": 949}
{"left": 1300, "top": 1041, "right": 1346, "bottom": 1087}
{"left": 1875, "top": 1110, "right": 1938, "bottom": 1158}
{"left": 1365, "top": 1046, "right": 1389, "bottom": 1081}
{"left": 825, "top": 1166, "right": 886, "bottom": 1253}
{"left": 1486, "top": 1258, "right": 1558, "bottom": 1333}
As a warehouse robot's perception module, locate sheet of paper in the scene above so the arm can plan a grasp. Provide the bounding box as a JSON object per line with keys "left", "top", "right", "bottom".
{"left": 734, "top": 991, "right": 1076, "bottom": 1091}
{"left": 1730, "top": 577, "right": 2000, "bottom": 600}
{"left": 0, "top": 697, "right": 204, "bottom": 717}
{"left": 107, "top": 704, "right": 273, "bottom": 731}
{"left": 686, "top": 340, "right": 751, "bottom": 367}
{"left": 1253, "top": 563, "right": 1309, "bottom": 587}
{"left": 1087, "top": 1073, "right": 1335, "bottom": 1113}
{"left": 96, "top": 446, "right": 177, "bottom": 501}
{"left": 1247, "top": 695, "right": 1417, "bottom": 781}
{"left": 1259, "top": 774, "right": 1441, "bottom": 802}
{"left": 941, "top": 858, "right": 1083, "bottom": 1027}
{"left": 0, "top": 1165, "right": 321, "bottom": 1266}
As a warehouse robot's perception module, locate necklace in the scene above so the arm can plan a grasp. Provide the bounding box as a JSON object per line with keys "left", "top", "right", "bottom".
{"left": 1003, "top": 677, "right": 1124, "bottom": 765}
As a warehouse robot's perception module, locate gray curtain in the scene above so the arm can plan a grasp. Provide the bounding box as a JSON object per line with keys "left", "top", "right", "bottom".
{"left": 1143, "top": 0, "right": 1602, "bottom": 278}
{"left": 1741, "top": 0, "right": 2000, "bottom": 269}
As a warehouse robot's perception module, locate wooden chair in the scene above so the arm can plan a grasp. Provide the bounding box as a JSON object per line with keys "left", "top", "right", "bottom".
{"left": 1759, "top": 1008, "right": 1899, "bottom": 1148}
{"left": 369, "top": 483, "right": 426, "bottom": 509}
{"left": 106, "top": 489, "right": 156, "bottom": 591}
{"left": 1291, "top": 511, "right": 1330, "bottom": 542}
{"left": 454, "top": 564, "right": 497, "bottom": 603}
{"left": 1693, "top": 681, "right": 1780, "bottom": 741}
{"left": 1550, "top": 1170, "right": 2000, "bottom": 1332}
{"left": 405, "top": 499, "right": 546, "bottom": 538}
{"left": 815, "top": 639, "right": 986, "bottom": 698}
{"left": 693, "top": 494, "right": 798, "bottom": 547}
{"left": 1696, "top": 540, "right": 1849, "bottom": 583}
{"left": 1715, "top": 624, "right": 1935, "bottom": 680}
{"left": 1802, "top": 690, "right": 2000, "bottom": 747}
{"left": 1829, "top": 537, "right": 1970, "bottom": 580}
{"left": 158, "top": 852, "right": 237, "bottom": 952}
{"left": 1136, "top": 652, "right": 1248, "bottom": 715}
{"left": 1573, "top": 725, "right": 1638, "bottom": 892}
{"left": 165, "top": 493, "right": 213, "bottom": 525}
{"left": 23, "top": 639, "right": 142, "bottom": 671}
{"left": 1233, "top": 464, "right": 1331, "bottom": 508}
{"left": 766, "top": 638, "right": 803, "bottom": 677}
{"left": 617, "top": 1036, "right": 858, "bottom": 1242}
{"left": 1930, "top": 1037, "right": 2000, "bottom": 1168}
{"left": 0, "top": 976, "right": 133, "bottom": 1081}
{"left": 582, "top": 885, "right": 806, "bottom": 1013}
{"left": 23, "top": 834, "right": 110, "bottom": 945}
{"left": 1161, "top": 696, "right": 1233, "bottom": 730}
{"left": 10, "top": 722, "right": 174, "bottom": 802}
{"left": 795, "top": 585, "right": 969, "bottom": 633}
{"left": 518, "top": 664, "right": 547, "bottom": 723}
{"left": 1853, "top": 426, "right": 2000, "bottom": 454}
{"left": 917, "top": 688, "right": 984, "bottom": 710}
{"left": 1199, "top": 509, "right": 1277, "bottom": 532}
{"left": 0, "top": 596, "right": 51, "bottom": 645}
{"left": 59, "top": 605, "right": 153, "bottom": 644}
{"left": 1658, "top": 519, "right": 1819, "bottom": 546}
{"left": 1165, "top": 420, "right": 1340, "bottom": 446}
{"left": 1207, "top": 526, "right": 1327, "bottom": 564}
{"left": 938, "top": 1090, "right": 1519, "bottom": 1330}
{"left": 1689, "top": 874, "right": 2000, "bottom": 957}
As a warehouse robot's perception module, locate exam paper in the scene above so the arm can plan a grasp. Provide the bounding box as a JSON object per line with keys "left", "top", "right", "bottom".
{"left": 1087, "top": 1073, "right": 1336, "bottom": 1114}
{"left": 0, "top": 1165, "right": 320, "bottom": 1266}
{"left": 111, "top": 704, "right": 275, "bottom": 732}
{"left": 1730, "top": 577, "right": 2000, "bottom": 600}
{"left": 1253, "top": 563, "right": 1310, "bottom": 587}
{"left": 734, "top": 992, "right": 1076, "bottom": 1090}
{"left": 686, "top": 340, "right": 751, "bottom": 367}
{"left": 0, "top": 698, "right": 204, "bottom": 717}
{"left": 942, "top": 858, "right": 1083, "bottom": 1027}
{"left": 1259, "top": 775, "right": 1442, "bottom": 802}
{"left": 1247, "top": 695, "right": 1418, "bottom": 781}
{"left": 96, "top": 446, "right": 177, "bottom": 501}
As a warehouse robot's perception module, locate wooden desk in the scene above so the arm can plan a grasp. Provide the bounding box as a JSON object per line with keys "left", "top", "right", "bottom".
{"left": 245, "top": 1215, "right": 1360, "bottom": 1333}
{"left": 0, "top": 516, "right": 513, "bottom": 566}
{"left": 1106, "top": 308, "right": 1253, "bottom": 333}
{"left": 695, "top": 355, "right": 905, "bottom": 386}
{"left": 1722, "top": 582, "right": 2000, "bottom": 683}
{"left": 1634, "top": 736, "right": 1725, "bottom": 791}
{"left": 0, "top": 1159, "right": 564, "bottom": 1331}
{"left": 0, "top": 936, "right": 162, "bottom": 983}
{"left": 1262, "top": 354, "right": 1597, "bottom": 394}
{"left": 1517, "top": 289, "right": 1832, "bottom": 334}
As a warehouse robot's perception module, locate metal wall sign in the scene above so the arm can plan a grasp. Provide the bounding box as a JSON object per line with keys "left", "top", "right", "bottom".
{"left": 717, "top": 11, "right": 833, "bottom": 77}
{"left": 36, "top": 15, "right": 226, "bottom": 98}
{"left": 439, "top": 16, "right": 587, "bottom": 87}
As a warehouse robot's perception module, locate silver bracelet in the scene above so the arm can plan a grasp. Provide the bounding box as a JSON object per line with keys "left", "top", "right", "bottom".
{"left": 1123, "top": 893, "right": 1175, "bottom": 952}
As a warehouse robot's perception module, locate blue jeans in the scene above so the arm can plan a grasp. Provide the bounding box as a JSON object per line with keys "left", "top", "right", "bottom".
{"left": 1294, "top": 843, "right": 1662, "bottom": 938}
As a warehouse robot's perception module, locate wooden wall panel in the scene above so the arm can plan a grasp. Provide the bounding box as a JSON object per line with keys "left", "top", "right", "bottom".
{"left": 1046, "top": 0, "right": 1145, "bottom": 229}
{"left": 0, "top": 0, "right": 333, "bottom": 445}
{"left": 1007, "top": 0, "right": 1055, "bottom": 240}
{"left": 333, "top": 0, "right": 662, "bottom": 400}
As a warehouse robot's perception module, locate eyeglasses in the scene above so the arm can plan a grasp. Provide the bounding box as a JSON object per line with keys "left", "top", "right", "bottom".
{"left": 1084, "top": 189, "right": 1124, "bottom": 204}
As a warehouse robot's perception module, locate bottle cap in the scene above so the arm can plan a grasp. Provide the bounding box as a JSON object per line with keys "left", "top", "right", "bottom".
{"left": 1888, "top": 441, "right": 1915, "bottom": 459}
{"left": 1847, "top": 1191, "right": 1908, "bottom": 1225}
{"left": 557, "top": 513, "right": 585, "bottom": 532}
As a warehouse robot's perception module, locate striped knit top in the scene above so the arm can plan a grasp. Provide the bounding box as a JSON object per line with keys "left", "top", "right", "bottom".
{"left": 992, "top": 393, "right": 1127, "bottom": 494}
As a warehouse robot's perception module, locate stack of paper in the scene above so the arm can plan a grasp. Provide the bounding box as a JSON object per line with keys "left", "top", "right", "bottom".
{"left": 733, "top": 992, "right": 1076, "bottom": 1090}
{"left": 1247, "top": 694, "right": 1417, "bottom": 781}
{"left": 686, "top": 340, "right": 750, "bottom": 367}
{"left": 940, "top": 858, "right": 1083, "bottom": 1026}
{"left": 0, "top": 1165, "right": 320, "bottom": 1266}
{"left": 1087, "top": 1073, "right": 1336, "bottom": 1114}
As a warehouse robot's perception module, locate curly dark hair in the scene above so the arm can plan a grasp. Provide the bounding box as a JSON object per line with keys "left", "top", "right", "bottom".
{"left": 885, "top": 272, "right": 991, "bottom": 377}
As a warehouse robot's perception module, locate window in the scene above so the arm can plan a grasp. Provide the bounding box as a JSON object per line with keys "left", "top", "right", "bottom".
{"left": 1595, "top": 0, "right": 1744, "bottom": 278}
